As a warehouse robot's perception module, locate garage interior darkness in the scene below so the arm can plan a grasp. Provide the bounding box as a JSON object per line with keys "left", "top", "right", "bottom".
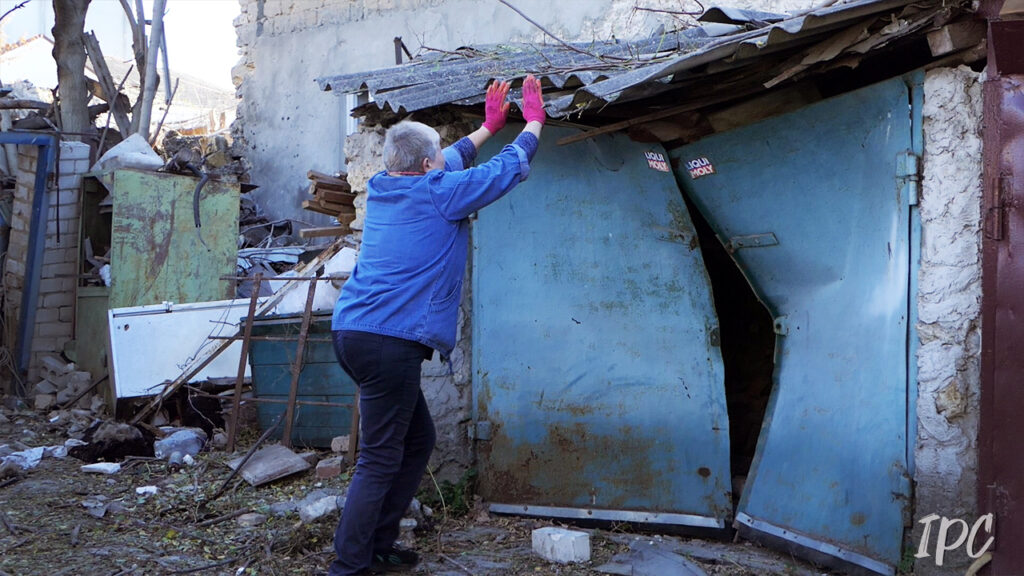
{"left": 680, "top": 190, "right": 775, "bottom": 503}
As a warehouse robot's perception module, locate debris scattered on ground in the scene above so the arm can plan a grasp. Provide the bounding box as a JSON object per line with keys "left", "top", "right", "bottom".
{"left": 227, "top": 443, "right": 311, "bottom": 486}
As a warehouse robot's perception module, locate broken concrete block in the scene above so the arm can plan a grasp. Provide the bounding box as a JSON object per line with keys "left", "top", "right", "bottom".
{"left": 55, "top": 388, "right": 74, "bottom": 405}
{"left": 34, "top": 379, "right": 58, "bottom": 394}
{"left": 40, "top": 355, "right": 70, "bottom": 379}
{"left": 299, "top": 494, "right": 340, "bottom": 523}
{"left": 136, "top": 485, "right": 159, "bottom": 496}
{"left": 316, "top": 456, "right": 345, "bottom": 479}
{"left": 154, "top": 428, "right": 206, "bottom": 459}
{"left": 81, "top": 462, "right": 121, "bottom": 474}
{"left": 35, "top": 393, "right": 57, "bottom": 411}
{"left": 237, "top": 513, "right": 267, "bottom": 527}
{"left": 90, "top": 395, "right": 105, "bottom": 414}
{"left": 43, "top": 445, "right": 68, "bottom": 459}
{"left": 299, "top": 451, "right": 319, "bottom": 466}
{"left": 532, "top": 527, "right": 591, "bottom": 564}
{"left": 331, "top": 435, "right": 351, "bottom": 453}
{"left": 76, "top": 393, "right": 93, "bottom": 410}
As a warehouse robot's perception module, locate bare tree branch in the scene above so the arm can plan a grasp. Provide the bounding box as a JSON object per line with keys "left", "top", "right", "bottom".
{"left": 0, "top": 0, "right": 34, "bottom": 26}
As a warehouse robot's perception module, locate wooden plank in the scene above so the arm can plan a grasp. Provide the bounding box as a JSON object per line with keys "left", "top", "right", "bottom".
{"left": 301, "top": 200, "right": 338, "bottom": 216}
{"left": 307, "top": 170, "right": 349, "bottom": 187}
{"left": 299, "top": 226, "right": 351, "bottom": 239}
{"left": 302, "top": 200, "right": 356, "bottom": 217}
{"left": 927, "top": 21, "right": 986, "bottom": 57}
{"left": 83, "top": 32, "right": 132, "bottom": 136}
{"left": 226, "top": 444, "right": 311, "bottom": 486}
{"left": 313, "top": 180, "right": 352, "bottom": 193}
{"left": 316, "top": 189, "right": 356, "bottom": 205}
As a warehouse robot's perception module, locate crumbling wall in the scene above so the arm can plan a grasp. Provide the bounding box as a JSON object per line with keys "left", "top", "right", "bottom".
{"left": 5, "top": 141, "right": 89, "bottom": 383}
{"left": 915, "top": 65, "right": 983, "bottom": 576}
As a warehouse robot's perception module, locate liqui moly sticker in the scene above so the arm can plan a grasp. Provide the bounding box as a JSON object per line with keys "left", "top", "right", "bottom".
{"left": 687, "top": 157, "right": 715, "bottom": 179}
{"left": 645, "top": 151, "right": 670, "bottom": 172}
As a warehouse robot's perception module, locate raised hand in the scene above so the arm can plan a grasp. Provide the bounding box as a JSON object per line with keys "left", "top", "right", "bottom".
{"left": 520, "top": 74, "right": 545, "bottom": 125}
{"left": 482, "top": 80, "right": 511, "bottom": 135}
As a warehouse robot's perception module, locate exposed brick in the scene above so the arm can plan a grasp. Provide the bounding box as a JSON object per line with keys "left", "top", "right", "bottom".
{"left": 39, "top": 277, "right": 74, "bottom": 294}
{"left": 30, "top": 336, "right": 59, "bottom": 353}
{"left": 315, "top": 456, "right": 345, "bottom": 479}
{"left": 59, "top": 141, "right": 91, "bottom": 161}
{"left": 34, "top": 308, "right": 59, "bottom": 324}
{"left": 42, "top": 291, "right": 74, "bottom": 309}
{"left": 42, "top": 262, "right": 77, "bottom": 279}
{"left": 43, "top": 248, "right": 77, "bottom": 266}
{"left": 4, "top": 258, "right": 25, "bottom": 278}
{"left": 36, "top": 321, "right": 73, "bottom": 338}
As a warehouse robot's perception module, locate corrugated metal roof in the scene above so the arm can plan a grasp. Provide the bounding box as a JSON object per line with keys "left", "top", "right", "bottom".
{"left": 316, "top": 0, "right": 963, "bottom": 117}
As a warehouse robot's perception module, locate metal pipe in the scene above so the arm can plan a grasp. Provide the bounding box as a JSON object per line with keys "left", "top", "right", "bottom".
{"left": 0, "top": 131, "right": 56, "bottom": 377}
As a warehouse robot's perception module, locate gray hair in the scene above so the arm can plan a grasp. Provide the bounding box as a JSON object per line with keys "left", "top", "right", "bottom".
{"left": 383, "top": 121, "right": 441, "bottom": 172}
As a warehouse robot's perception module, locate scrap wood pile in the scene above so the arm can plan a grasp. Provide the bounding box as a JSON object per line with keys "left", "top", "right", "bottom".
{"left": 300, "top": 171, "right": 357, "bottom": 239}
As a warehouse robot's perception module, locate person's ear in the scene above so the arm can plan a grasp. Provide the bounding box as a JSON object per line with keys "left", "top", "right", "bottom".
{"left": 421, "top": 157, "right": 431, "bottom": 172}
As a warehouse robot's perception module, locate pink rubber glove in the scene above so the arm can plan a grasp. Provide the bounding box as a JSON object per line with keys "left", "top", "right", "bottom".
{"left": 481, "top": 80, "right": 511, "bottom": 134}
{"left": 520, "top": 74, "right": 545, "bottom": 125}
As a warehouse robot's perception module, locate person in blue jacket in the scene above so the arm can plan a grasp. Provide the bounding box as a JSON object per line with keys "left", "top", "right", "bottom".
{"left": 328, "top": 75, "right": 546, "bottom": 576}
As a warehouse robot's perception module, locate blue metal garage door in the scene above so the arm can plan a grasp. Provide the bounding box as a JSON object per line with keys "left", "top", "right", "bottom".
{"left": 669, "top": 76, "right": 916, "bottom": 574}
{"left": 473, "top": 127, "right": 731, "bottom": 527}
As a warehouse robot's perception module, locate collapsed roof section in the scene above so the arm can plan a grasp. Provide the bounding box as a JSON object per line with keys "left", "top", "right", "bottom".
{"left": 315, "top": 0, "right": 974, "bottom": 118}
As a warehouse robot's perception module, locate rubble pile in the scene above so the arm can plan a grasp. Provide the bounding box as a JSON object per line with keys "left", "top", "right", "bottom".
{"left": 31, "top": 355, "right": 103, "bottom": 415}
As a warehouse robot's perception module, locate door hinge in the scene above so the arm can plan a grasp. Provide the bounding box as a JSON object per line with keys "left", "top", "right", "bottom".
{"left": 985, "top": 174, "right": 1012, "bottom": 241}
{"left": 897, "top": 151, "right": 920, "bottom": 206}
{"left": 469, "top": 420, "right": 492, "bottom": 442}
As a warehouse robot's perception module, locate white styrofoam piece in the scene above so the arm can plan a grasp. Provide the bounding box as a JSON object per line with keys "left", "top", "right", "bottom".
{"left": 108, "top": 298, "right": 265, "bottom": 398}
{"left": 532, "top": 527, "right": 591, "bottom": 564}
{"left": 270, "top": 247, "right": 357, "bottom": 315}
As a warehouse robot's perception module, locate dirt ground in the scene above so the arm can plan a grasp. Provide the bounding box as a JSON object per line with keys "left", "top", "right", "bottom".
{"left": 0, "top": 403, "right": 833, "bottom": 576}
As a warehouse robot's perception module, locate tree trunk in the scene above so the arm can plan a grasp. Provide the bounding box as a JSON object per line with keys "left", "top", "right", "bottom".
{"left": 136, "top": 0, "right": 166, "bottom": 142}
{"left": 51, "top": 0, "right": 92, "bottom": 140}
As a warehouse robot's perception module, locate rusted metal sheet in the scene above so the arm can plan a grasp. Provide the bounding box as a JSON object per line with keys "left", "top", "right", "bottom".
{"left": 979, "top": 66, "right": 1024, "bottom": 576}
{"left": 108, "top": 169, "right": 238, "bottom": 308}
{"left": 472, "top": 127, "right": 731, "bottom": 527}
{"left": 669, "top": 75, "right": 915, "bottom": 575}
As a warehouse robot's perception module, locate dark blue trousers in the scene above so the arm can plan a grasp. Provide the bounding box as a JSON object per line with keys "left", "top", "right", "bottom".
{"left": 329, "top": 330, "right": 436, "bottom": 576}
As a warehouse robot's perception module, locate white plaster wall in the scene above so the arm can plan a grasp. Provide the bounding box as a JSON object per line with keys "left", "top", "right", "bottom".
{"left": 915, "top": 65, "right": 983, "bottom": 576}
{"left": 232, "top": 0, "right": 816, "bottom": 225}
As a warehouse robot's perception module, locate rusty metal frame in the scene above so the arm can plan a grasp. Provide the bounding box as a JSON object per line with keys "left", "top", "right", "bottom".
{"left": 979, "top": 1, "right": 1024, "bottom": 572}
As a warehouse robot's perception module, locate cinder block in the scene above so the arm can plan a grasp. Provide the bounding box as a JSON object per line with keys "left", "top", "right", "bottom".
{"left": 316, "top": 456, "right": 345, "bottom": 479}
{"left": 42, "top": 291, "right": 74, "bottom": 309}
{"left": 60, "top": 141, "right": 91, "bottom": 161}
{"left": 58, "top": 306, "right": 75, "bottom": 322}
{"left": 42, "top": 262, "right": 76, "bottom": 279}
{"left": 532, "top": 527, "right": 590, "bottom": 564}
{"left": 330, "top": 435, "right": 350, "bottom": 453}
{"left": 34, "top": 308, "right": 59, "bottom": 323}
{"left": 39, "top": 277, "right": 73, "bottom": 294}
{"left": 36, "top": 321, "right": 72, "bottom": 338}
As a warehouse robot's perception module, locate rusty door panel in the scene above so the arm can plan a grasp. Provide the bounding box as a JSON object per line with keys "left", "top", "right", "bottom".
{"left": 472, "top": 127, "right": 731, "bottom": 526}
{"left": 108, "top": 169, "right": 238, "bottom": 308}
{"left": 979, "top": 73, "right": 1024, "bottom": 575}
{"left": 669, "top": 76, "right": 914, "bottom": 574}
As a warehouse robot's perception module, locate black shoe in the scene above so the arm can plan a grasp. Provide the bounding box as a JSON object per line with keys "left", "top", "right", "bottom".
{"left": 371, "top": 545, "right": 419, "bottom": 572}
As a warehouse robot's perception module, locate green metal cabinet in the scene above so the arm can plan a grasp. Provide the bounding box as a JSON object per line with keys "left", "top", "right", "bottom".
{"left": 75, "top": 169, "right": 239, "bottom": 389}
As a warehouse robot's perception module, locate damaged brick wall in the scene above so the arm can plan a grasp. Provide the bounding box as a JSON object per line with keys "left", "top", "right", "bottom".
{"left": 5, "top": 141, "right": 89, "bottom": 383}
{"left": 915, "top": 66, "right": 983, "bottom": 576}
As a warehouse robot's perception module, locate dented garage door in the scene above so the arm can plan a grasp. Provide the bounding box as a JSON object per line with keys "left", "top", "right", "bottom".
{"left": 669, "top": 76, "right": 915, "bottom": 574}
{"left": 473, "top": 127, "right": 731, "bottom": 527}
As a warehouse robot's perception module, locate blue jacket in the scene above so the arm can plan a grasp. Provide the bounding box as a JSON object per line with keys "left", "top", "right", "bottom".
{"left": 333, "top": 132, "right": 538, "bottom": 356}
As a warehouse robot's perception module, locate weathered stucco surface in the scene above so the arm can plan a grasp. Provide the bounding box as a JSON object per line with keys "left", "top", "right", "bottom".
{"left": 914, "top": 65, "right": 983, "bottom": 576}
